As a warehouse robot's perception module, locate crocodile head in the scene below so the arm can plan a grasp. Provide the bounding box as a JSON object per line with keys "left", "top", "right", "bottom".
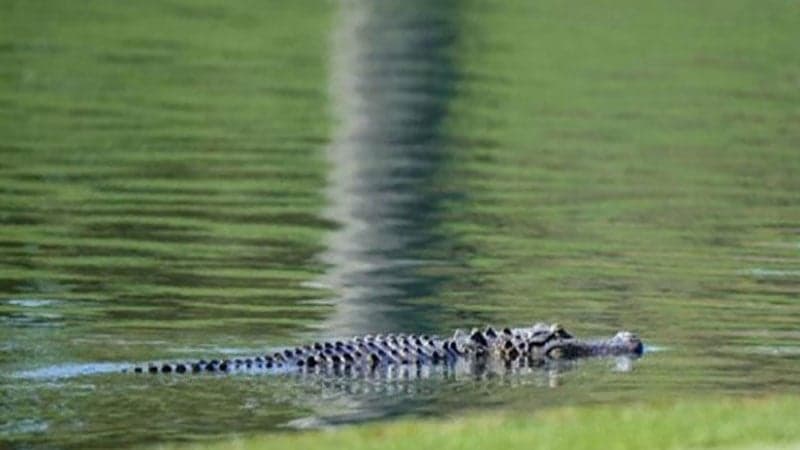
{"left": 544, "top": 330, "right": 644, "bottom": 360}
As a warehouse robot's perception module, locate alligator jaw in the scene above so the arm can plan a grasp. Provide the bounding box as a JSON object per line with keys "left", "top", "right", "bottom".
{"left": 543, "top": 331, "right": 644, "bottom": 360}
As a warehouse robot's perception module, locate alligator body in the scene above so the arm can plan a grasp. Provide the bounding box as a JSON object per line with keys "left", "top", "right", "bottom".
{"left": 127, "top": 323, "right": 643, "bottom": 375}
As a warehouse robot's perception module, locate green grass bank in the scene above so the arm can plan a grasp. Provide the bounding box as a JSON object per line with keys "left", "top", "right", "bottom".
{"left": 152, "top": 396, "right": 800, "bottom": 450}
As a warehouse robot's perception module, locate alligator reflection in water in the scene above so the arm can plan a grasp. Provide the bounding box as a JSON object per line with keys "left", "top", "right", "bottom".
{"left": 310, "top": 0, "right": 460, "bottom": 335}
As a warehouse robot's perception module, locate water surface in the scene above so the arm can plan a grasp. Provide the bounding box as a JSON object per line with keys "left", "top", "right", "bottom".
{"left": 2, "top": 0, "right": 799, "bottom": 448}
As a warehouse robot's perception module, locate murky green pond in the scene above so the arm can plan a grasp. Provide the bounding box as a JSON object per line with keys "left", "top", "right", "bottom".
{"left": 2, "top": 0, "right": 799, "bottom": 448}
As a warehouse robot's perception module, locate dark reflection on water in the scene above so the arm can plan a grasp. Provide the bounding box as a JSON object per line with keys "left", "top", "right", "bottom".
{"left": 313, "top": 0, "right": 462, "bottom": 335}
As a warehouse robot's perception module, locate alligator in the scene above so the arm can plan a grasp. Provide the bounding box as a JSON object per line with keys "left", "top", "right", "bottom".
{"left": 126, "top": 323, "right": 643, "bottom": 375}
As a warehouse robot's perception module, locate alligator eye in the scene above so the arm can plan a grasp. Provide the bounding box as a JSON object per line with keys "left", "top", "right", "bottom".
{"left": 551, "top": 323, "right": 573, "bottom": 339}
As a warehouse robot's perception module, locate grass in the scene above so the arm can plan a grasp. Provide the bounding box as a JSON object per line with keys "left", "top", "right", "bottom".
{"left": 152, "top": 396, "right": 800, "bottom": 450}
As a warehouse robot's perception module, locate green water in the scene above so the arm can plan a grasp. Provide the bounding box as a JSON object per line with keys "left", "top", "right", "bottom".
{"left": 1, "top": 0, "right": 799, "bottom": 448}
